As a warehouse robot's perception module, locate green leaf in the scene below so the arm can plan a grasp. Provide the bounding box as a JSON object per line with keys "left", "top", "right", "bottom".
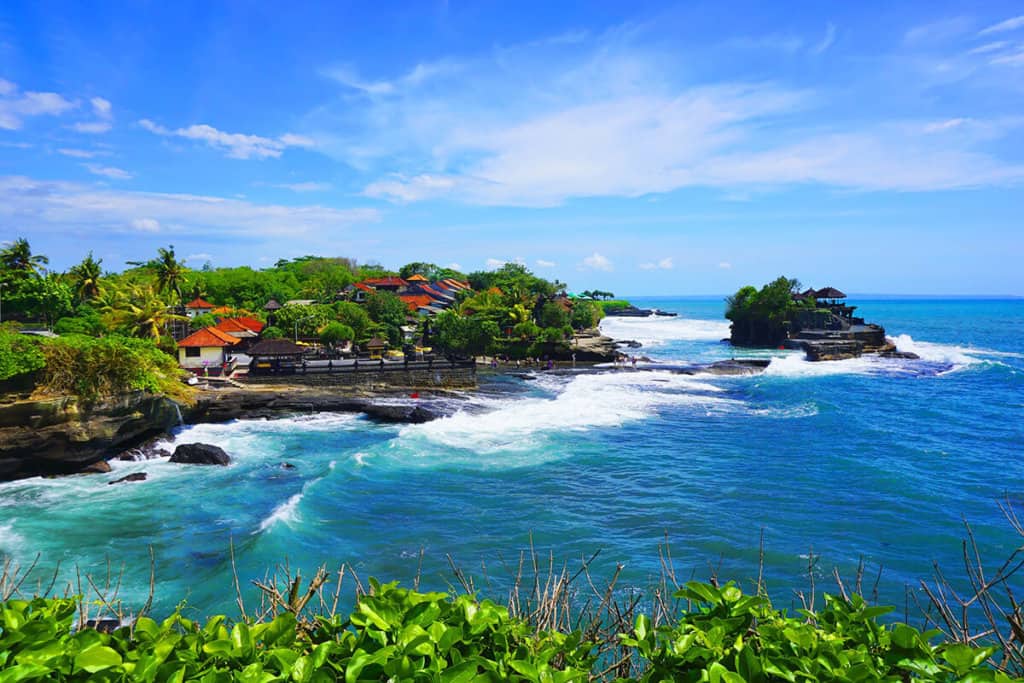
{"left": 73, "top": 644, "right": 123, "bottom": 673}
{"left": 0, "top": 663, "right": 53, "bottom": 683}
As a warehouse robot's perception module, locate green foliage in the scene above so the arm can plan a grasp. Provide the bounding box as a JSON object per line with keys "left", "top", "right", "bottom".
{"left": 189, "top": 313, "right": 219, "bottom": 331}
{"left": 261, "top": 325, "right": 284, "bottom": 340}
{"left": 0, "top": 581, "right": 1012, "bottom": 682}
{"left": 37, "top": 334, "right": 189, "bottom": 402}
{"left": 365, "top": 291, "right": 407, "bottom": 345}
{"left": 0, "top": 274, "right": 74, "bottom": 325}
{"left": 468, "top": 263, "right": 560, "bottom": 299}
{"left": 434, "top": 309, "right": 499, "bottom": 356}
{"left": 272, "top": 304, "right": 332, "bottom": 338}
{"left": 570, "top": 300, "right": 603, "bottom": 329}
{"left": 398, "top": 261, "right": 464, "bottom": 282}
{"left": 53, "top": 306, "right": 106, "bottom": 337}
{"left": 620, "top": 580, "right": 1011, "bottom": 682}
{"left": 598, "top": 299, "right": 632, "bottom": 313}
{"left": 0, "top": 329, "right": 46, "bottom": 381}
{"left": 725, "top": 276, "right": 805, "bottom": 346}
{"left": 538, "top": 301, "right": 570, "bottom": 329}
{"left": 333, "top": 302, "right": 372, "bottom": 341}
{"left": 320, "top": 322, "right": 354, "bottom": 346}
{"left": 0, "top": 237, "right": 48, "bottom": 277}
{"left": 68, "top": 251, "right": 103, "bottom": 302}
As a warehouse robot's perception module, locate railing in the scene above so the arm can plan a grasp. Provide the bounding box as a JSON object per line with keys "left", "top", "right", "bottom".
{"left": 248, "top": 357, "right": 475, "bottom": 376}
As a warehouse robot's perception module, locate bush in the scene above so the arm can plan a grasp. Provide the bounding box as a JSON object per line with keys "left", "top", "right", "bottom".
{"left": 37, "top": 335, "right": 189, "bottom": 403}
{"left": 320, "top": 322, "right": 354, "bottom": 346}
{"left": 261, "top": 326, "right": 283, "bottom": 340}
{"left": 0, "top": 329, "right": 45, "bottom": 381}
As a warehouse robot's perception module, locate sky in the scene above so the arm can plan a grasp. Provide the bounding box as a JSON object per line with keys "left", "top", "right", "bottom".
{"left": 0, "top": 1, "right": 1022, "bottom": 296}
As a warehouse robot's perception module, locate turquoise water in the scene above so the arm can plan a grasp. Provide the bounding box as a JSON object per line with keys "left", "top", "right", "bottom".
{"left": 0, "top": 297, "right": 1022, "bottom": 618}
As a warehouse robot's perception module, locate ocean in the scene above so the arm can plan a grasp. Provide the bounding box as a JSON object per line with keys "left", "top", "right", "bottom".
{"left": 1, "top": 297, "right": 1021, "bottom": 619}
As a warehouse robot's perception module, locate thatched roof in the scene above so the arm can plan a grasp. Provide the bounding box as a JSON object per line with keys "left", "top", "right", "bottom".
{"left": 263, "top": 299, "right": 282, "bottom": 311}
{"left": 366, "top": 336, "right": 388, "bottom": 348}
{"left": 248, "top": 339, "right": 306, "bottom": 356}
{"left": 813, "top": 287, "right": 847, "bottom": 299}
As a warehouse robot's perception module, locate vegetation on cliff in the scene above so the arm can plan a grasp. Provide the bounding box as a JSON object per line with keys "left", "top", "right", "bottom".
{"left": 725, "top": 276, "right": 814, "bottom": 347}
{"left": 0, "top": 579, "right": 1013, "bottom": 681}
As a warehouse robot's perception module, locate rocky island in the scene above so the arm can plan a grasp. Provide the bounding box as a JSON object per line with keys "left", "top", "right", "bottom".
{"left": 725, "top": 277, "right": 919, "bottom": 362}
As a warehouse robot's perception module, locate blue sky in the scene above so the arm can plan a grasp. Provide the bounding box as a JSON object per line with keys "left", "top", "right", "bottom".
{"left": 0, "top": 1, "right": 1022, "bottom": 295}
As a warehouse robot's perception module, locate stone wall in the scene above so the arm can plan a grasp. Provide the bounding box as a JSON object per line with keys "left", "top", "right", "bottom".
{"left": 247, "top": 363, "right": 477, "bottom": 389}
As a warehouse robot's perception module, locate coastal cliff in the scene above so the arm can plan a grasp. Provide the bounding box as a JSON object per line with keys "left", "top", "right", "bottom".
{"left": 0, "top": 391, "right": 183, "bottom": 481}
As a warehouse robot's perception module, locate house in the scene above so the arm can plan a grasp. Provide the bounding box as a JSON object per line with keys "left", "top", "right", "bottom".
{"left": 211, "top": 305, "right": 234, "bottom": 316}
{"left": 399, "top": 294, "right": 436, "bottom": 314}
{"left": 177, "top": 326, "right": 239, "bottom": 372}
{"left": 344, "top": 281, "right": 375, "bottom": 303}
{"left": 214, "top": 317, "right": 264, "bottom": 349}
{"left": 284, "top": 299, "right": 316, "bottom": 307}
{"left": 362, "top": 276, "right": 408, "bottom": 293}
{"left": 183, "top": 297, "right": 215, "bottom": 319}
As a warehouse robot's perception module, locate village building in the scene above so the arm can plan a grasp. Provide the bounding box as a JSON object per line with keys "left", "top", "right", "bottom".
{"left": 183, "top": 297, "right": 215, "bottom": 319}
{"left": 176, "top": 326, "right": 239, "bottom": 373}
{"left": 247, "top": 338, "right": 307, "bottom": 375}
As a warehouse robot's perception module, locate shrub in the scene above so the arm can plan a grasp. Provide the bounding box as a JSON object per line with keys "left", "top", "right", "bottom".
{"left": 261, "top": 326, "right": 283, "bottom": 340}
{"left": 0, "top": 329, "right": 45, "bottom": 381}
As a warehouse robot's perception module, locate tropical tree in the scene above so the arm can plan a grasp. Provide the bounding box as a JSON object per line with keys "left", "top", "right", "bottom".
{"left": 0, "top": 237, "right": 49, "bottom": 278}
{"left": 153, "top": 246, "right": 188, "bottom": 305}
{"left": 69, "top": 252, "right": 103, "bottom": 301}
{"left": 103, "top": 284, "right": 186, "bottom": 344}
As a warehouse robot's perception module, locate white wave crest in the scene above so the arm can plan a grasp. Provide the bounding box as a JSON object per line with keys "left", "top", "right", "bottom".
{"left": 256, "top": 492, "right": 303, "bottom": 532}
{"left": 397, "top": 371, "right": 736, "bottom": 455}
{"left": 890, "top": 334, "right": 1013, "bottom": 367}
{"left": 598, "top": 315, "right": 730, "bottom": 347}
{"left": 155, "top": 413, "right": 363, "bottom": 457}
{"left": 0, "top": 521, "right": 23, "bottom": 553}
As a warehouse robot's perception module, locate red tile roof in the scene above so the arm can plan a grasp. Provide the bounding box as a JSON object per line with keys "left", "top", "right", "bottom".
{"left": 363, "top": 276, "right": 407, "bottom": 287}
{"left": 215, "top": 318, "right": 261, "bottom": 335}
{"left": 177, "top": 327, "right": 240, "bottom": 348}
{"left": 184, "top": 297, "right": 215, "bottom": 309}
{"left": 353, "top": 282, "right": 375, "bottom": 292}
{"left": 399, "top": 294, "right": 435, "bottom": 312}
{"left": 232, "top": 316, "right": 265, "bottom": 333}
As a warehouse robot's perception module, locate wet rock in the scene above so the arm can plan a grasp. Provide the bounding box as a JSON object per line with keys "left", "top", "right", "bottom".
{"left": 360, "top": 403, "right": 439, "bottom": 424}
{"left": 878, "top": 350, "right": 921, "bottom": 360}
{"left": 281, "top": 462, "right": 296, "bottom": 469}
{"left": 170, "top": 443, "right": 231, "bottom": 466}
{"left": 109, "top": 472, "right": 147, "bottom": 485}
{"left": 84, "top": 460, "right": 112, "bottom": 474}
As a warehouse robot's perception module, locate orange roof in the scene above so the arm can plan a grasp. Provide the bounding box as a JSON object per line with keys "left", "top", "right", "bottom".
{"left": 184, "top": 297, "right": 215, "bottom": 309}
{"left": 406, "top": 274, "right": 428, "bottom": 282}
{"left": 440, "top": 279, "right": 471, "bottom": 290}
{"left": 399, "top": 294, "right": 435, "bottom": 312}
{"left": 215, "top": 318, "right": 260, "bottom": 335}
{"left": 211, "top": 305, "right": 233, "bottom": 315}
{"left": 363, "top": 276, "right": 407, "bottom": 287}
{"left": 232, "top": 316, "right": 264, "bottom": 333}
{"left": 177, "top": 326, "right": 239, "bottom": 348}
{"left": 353, "top": 282, "right": 375, "bottom": 292}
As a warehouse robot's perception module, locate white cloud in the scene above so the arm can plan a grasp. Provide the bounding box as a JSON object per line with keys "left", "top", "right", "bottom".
{"left": 446, "top": 262, "right": 462, "bottom": 271}
{"left": 904, "top": 17, "right": 973, "bottom": 44}
{"left": 536, "top": 259, "right": 556, "bottom": 268}
{"left": 187, "top": 252, "right": 213, "bottom": 262}
{"left": 580, "top": 252, "right": 612, "bottom": 271}
{"left": 323, "top": 59, "right": 461, "bottom": 96}
{"left": 990, "top": 50, "right": 1024, "bottom": 66}
{"left": 139, "top": 119, "right": 314, "bottom": 159}
{"left": 967, "top": 41, "right": 1010, "bottom": 55}
{"left": 272, "top": 181, "right": 332, "bottom": 192}
{"left": 71, "top": 96, "right": 113, "bottom": 134}
{"left": 639, "top": 257, "right": 673, "bottom": 270}
{"left": 718, "top": 261, "right": 733, "bottom": 270}
{"left": 84, "top": 164, "right": 133, "bottom": 180}
{"left": 811, "top": 23, "right": 837, "bottom": 55}
{"left": 0, "top": 175, "right": 381, "bottom": 239}
{"left": 332, "top": 30, "right": 1024, "bottom": 207}
{"left": 979, "top": 15, "right": 1024, "bottom": 35}
{"left": 131, "top": 218, "right": 161, "bottom": 232}
{"left": 923, "top": 118, "right": 969, "bottom": 133}
{"left": 0, "top": 81, "right": 76, "bottom": 130}
{"left": 58, "top": 148, "right": 98, "bottom": 158}
{"left": 485, "top": 258, "right": 505, "bottom": 270}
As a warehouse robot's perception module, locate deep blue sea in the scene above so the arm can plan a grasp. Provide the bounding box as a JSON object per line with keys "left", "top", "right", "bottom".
{"left": 1, "top": 297, "right": 1022, "bottom": 619}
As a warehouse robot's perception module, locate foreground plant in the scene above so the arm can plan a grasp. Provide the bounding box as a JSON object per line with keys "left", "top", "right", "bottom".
{"left": 1, "top": 578, "right": 1015, "bottom": 682}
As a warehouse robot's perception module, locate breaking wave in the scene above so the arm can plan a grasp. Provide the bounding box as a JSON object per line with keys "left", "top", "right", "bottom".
{"left": 599, "top": 315, "right": 730, "bottom": 347}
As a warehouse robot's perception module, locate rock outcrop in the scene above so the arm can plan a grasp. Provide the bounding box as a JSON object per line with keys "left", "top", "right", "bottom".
{"left": 109, "top": 472, "right": 147, "bottom": 485}
{"left": 0, "top": 392, "right": 182, "bottom": 482}
{"left": 170, "top": 443, "right": 231, "bottom": 466}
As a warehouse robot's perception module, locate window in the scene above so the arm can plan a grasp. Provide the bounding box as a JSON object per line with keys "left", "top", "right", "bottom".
{"left": 185, "top": 347, "right": 201, "bottom": 357}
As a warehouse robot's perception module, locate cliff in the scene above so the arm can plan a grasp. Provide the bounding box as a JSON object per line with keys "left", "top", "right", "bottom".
{"left": 0, "top": 392, "right": 183, "bottom": 481}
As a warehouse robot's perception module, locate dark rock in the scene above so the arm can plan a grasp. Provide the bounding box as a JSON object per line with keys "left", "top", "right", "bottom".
{"left": 801, "top": 339, "right": 863, "bottom": 361}
{"left": 86, "top": 619, "right": 122, "bottom": 633}
{"left": 109, "top": 472, "right": 147, "bottom": 485}
{"left": 0, "top": 393, "right": 183, "bottom": 482}
{"left": 879, "top": 350, "right": 921, "bottom": 360}
{"left": 116, "top": 434, "right": 171, "bottom": 461}
{"left": 170, "top": 443, "right": 231, "bottom": 466}
{"left": 704, "top": 359, "right": 771, "bottom": 375}
{"left": 360, "top": 403, "right": 439, "bottom": 424}
{"left": 616, "top": 340, "right": 643, "bottom": 349}
{"left": 84, "top": 460, "right": 112, "bottom": 474}
{"left": 281, "top": 462, "right": 296, "bottom": 469}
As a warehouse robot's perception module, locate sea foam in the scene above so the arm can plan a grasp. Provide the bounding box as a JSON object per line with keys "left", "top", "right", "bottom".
{"left": 598, "top": 315, "right": 730, "bottom": 347}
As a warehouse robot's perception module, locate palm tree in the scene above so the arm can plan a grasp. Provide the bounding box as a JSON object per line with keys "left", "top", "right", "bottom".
{"left": 69, "top": 252, "right": 103, "bottom": 301}
{"left": 153, "top": 246, "right": 187, "bottom": 306}
{"left": 107, "top": 284, "right": 187, "bottom": 343}
{"left": 0, "top": 238, "right": 49, "bottom": 277}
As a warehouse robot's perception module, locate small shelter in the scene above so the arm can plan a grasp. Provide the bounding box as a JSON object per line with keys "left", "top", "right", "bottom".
{"left": 263, "top": 299, "right": 282, "bottom": 325}
{"left": 813, "top": 287, "right": 847, "bottom": 302}
{"left": 365, "top": 336, "right": 388, "bottom": 359}
{"left": 248, "top": 338, "right": 307, "bottom": 375}
{"left": 177, "top": 327, "right": 239, "bottom": 372}
{"left": 405, "top": 274, "right": 429, "bottom": 283}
